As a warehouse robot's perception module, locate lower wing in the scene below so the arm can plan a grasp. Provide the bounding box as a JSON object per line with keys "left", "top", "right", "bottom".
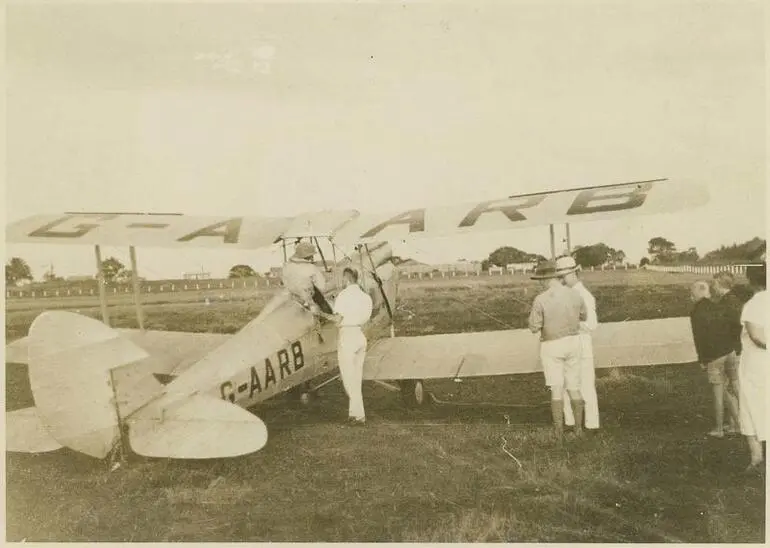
{"left": 363, "top": 317, "right": 696, "bottom": 380}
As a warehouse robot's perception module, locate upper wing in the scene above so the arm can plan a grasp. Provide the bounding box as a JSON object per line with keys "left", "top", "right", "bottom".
{"left": 340, "top": 179, "right": 709, "bottom": 244}
{"left": 5, "top": 210, "right": 357, "bottom": 249}
{"left": 7, "top": 180, "right": 707, "bottom": 249}
{"left": 363, "top": 317, "right": 696, "bottom": 380}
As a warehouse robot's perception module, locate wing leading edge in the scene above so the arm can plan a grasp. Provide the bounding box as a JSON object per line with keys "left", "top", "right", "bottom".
{"left": 7, "top": 179, "right": 707, "bottom": 250}
{"left": 363, "top": 317, "right": 696, "bottom": 380}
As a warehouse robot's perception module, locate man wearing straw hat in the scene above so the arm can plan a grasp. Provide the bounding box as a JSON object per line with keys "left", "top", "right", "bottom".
{"left": 528, "top": 258, "right": 588, "bottom": 440}
{"left": 556, "top": 255, "right": 600, "bottom": 431}
{"left": 282, "top": 240, "right": 333, "bottom": 315}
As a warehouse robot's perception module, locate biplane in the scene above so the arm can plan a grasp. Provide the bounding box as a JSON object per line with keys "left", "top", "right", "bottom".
{"left": 5, "top": 179, "right": 708, "bottom": 460}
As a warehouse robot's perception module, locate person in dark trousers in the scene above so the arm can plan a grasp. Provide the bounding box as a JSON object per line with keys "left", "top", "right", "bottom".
{"left": 689, "top": 280, "right": 741, "bottom": 438}
{"left": 713, "top": 270, "right": 752, "bottom": 353}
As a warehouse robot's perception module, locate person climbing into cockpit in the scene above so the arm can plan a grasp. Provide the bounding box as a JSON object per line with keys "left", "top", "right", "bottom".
{"left": 281, "top": 240, "right": 333, "bottom": 315}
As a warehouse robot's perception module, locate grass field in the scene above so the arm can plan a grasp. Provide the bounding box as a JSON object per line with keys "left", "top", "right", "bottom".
{"left": 5, "top": 270, "right": 765, "bottom": 542}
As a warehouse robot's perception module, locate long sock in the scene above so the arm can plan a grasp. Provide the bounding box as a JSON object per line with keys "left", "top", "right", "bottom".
{"left": 551, "top": 400, "right": 564, "bottom": 440}
{"left": 572, "top": 399, "right": 585, "bottom": 435}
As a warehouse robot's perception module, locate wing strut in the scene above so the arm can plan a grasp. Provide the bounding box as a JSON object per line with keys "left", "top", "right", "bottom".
{"left": 363, "top": 243, "right": 396, "bottom": 338}
{"left": 94, "top": 245, "right": 111, "bottom": 326}
{"left": 549, "top": 224, "right": 556, "bottom": 260}
{"left": 129, "top": 246, "right": 145, "bottom": 331}
{"left": 312, "top": 237, "right": 331, "bottom": 272}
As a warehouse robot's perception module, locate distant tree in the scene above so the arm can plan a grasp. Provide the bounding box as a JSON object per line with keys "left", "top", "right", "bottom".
{"left": 612, "top": 250, "right": 626, "bottom": 265}
{"left": 639, "top": 257, "right": 651, "bottom": 267}
{"left": 6, "top": 257, "right": 33, "bottom": 285}
{"left": 42, "top": 271, "right": 64, "bottom": 282}
{"left": 572, "top": 243, "right": 618, "bottom": 268}
{"left": 648, "top": 237, "right": 677, "bottom": 264}
{"left": 487, "top": 246, "right": 544, "bottom": 267}
{"left": 699, "top": 237, "right": 766, "bottom": 265}
{"left": 481, "top": 259, "right": 490, "bottom": 272}
{"left": 101, "top": 257, "right": 126, "bottom": 283}
{"left": 676, "top": 247, "right": 699, "bottom": 263}
{"left": 229, "top": 264, "right": 257, "bottom": 278}
{"left": 115, "top": 270, "right": 145, "bottom": 283}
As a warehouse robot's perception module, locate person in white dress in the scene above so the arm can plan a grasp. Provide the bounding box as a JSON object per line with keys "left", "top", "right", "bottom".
{"left": 328, "top": 267, "right": 374, "bottom": 425}
{"left": 557, "top": 256, "right": 600, "bottom": 431}
{"left": 739, "top": 263, "right": 766, "bottom": 472}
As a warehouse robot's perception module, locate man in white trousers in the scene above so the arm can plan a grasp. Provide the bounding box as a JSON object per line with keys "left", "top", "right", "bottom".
{"left": 557, "top": 256, "right": 600, "bottom": 431}
{"left": 328, "top": 267, "right": 373, "bottom": 425}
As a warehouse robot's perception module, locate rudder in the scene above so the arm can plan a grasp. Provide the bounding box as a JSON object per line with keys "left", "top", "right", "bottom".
{"left": 26, "top": 311, "right": 150, "bottom": 459}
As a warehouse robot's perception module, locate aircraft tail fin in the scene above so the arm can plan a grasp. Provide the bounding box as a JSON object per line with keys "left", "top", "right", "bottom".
{"left": 24, "top": 311, "right": 150, "bottom": 459}
{"left": 6, "top": 407, "right": 64, "bottom": 453}
{"left": 127, "top": 394, "right": 268, "bottom": 459}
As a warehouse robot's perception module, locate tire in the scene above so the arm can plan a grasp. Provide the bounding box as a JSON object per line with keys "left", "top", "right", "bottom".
{"left": 288, "top": 382, "right": 313, "bottom": 404}
{"left": 400, "top": 379, "right": 429, "bottom": 407}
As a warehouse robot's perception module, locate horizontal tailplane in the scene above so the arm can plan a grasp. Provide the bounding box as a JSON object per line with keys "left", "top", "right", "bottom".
{"left": 6, "top": 407, "right": 63, "bottom": 453}
{"left": 128, "top": 394, "right": 268, "bottom": 459}
{"left": 26, "top": 311, "right": 150, "bottom": 459}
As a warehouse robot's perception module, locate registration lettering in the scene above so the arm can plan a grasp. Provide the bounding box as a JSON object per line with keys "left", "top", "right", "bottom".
{"left": 359, "top": 209, "right": 426, "bottom": 239}
{"left": 566, "top": 182, "right": 652, "bottom": 216}
{"left": 23, "top": 182, "right": 660, "bottom": 245}
{"left": 221, "top": 341, "right": 305, "bottom": 402}
{"left": 177, "top": 217, "right": 243, "bottom": 244}
{"left": 28, "top": 214, "right": 119, "bottom": 238}
{"left": 458, "top": 195, "right": 547, "bottom": 227}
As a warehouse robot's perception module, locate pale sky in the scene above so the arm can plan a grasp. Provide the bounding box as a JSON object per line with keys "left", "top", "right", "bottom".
{"left": 5, "top": 1, "right": 766, "bottom": 279}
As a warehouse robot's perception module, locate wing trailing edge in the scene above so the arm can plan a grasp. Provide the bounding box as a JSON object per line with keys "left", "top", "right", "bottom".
{"left": 363, "top": 317, "right": 697, "bottom": 380}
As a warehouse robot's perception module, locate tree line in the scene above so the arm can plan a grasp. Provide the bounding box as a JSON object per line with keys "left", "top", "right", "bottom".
{"left": 480, "top": 236, "right": 764, "bottom": 271}
{"left": 6, "top": 237, "right": 765, "bottom": 285}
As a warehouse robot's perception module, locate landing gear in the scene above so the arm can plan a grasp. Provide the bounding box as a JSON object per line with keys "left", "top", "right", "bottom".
{"left": 400, "top": 379, "right": 430, "bottom": 407}
{"left": 289, "top": 382, "right": 314, "bottom": 405}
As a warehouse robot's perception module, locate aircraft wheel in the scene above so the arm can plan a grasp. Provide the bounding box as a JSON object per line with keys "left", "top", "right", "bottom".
{"left": 400, "top": 379, "right": 429, "bottom": 407}
{"left": 289, "top": 382, "right": 313, "bottom": 404}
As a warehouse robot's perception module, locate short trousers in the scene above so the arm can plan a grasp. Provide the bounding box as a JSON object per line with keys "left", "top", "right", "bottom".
{"left": 540, "top": 335, "right": 582, "bottom": 390}
{"left": 707, "top": 351, "right": 738, "bottom": 385}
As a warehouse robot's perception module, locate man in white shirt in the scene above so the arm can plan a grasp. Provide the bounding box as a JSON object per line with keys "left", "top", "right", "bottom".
{"left": 557, "top": 256, "right": 600, "bottom": 431}
{"left": 281, "top": 241, "right": 333, "bottom": 315}
{"left": 328, "top": 267, "right": 374, "bottom": 425}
